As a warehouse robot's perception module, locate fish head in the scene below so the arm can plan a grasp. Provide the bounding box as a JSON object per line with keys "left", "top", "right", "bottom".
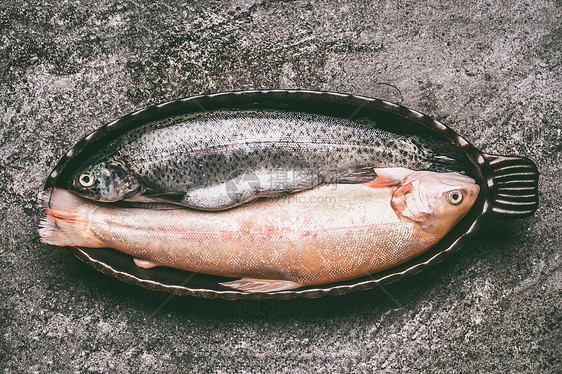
{"left": 69, "top": 157, "right": 141, "bottom": 202}
{"left": 391, "top": 171, "right": 480, "bottom": 236}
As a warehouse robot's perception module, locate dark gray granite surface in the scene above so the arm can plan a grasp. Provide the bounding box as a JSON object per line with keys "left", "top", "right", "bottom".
{"left": 1, "top": 1, "right": 560, "bottom": 372}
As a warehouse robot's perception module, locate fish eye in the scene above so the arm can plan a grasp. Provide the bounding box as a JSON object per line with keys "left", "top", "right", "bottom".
{"left": 78, "top": 173, "right": 95, "bottom": 187}
{"left": 447, "top": 190, "right": 463, "bottom": 205}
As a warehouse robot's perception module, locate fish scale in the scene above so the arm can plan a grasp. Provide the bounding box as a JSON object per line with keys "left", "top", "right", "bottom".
{"left": 70, "top": 109, "right": 459, "bottom": 210}
{"left": 40, "top": 170, "right": 479, "bottom": 292}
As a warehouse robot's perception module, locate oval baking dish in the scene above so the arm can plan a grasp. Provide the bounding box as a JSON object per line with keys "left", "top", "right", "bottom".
{"left": 43, "top": 90, "right": 539, "bottom": 300}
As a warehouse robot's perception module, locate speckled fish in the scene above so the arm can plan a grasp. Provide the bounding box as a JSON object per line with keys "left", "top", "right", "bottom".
{"left": 69, "top": 110, "right": 463, "bottom": 210}
{"left": 40, "top": 168, "right": 479, "bottom": 292}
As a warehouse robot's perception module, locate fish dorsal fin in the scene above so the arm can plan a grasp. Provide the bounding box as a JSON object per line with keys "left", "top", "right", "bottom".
{"left": 219, "top": 278, "right": 301, "bottom": 293}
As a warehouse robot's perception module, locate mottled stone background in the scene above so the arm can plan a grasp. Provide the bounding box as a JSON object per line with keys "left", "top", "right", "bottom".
{"left": 1, "top": 0, "right": 560, "bottom": 372}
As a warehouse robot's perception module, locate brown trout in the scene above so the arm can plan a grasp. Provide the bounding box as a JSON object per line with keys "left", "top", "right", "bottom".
{"left": 69, "top": 110, "right": 464, "bottom": 211}
{"left": 40, "top": 168, "right": 479, "bottom": 292}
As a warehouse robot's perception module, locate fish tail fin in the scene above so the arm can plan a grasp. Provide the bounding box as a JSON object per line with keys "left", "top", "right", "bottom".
{"left": 38, "top": 189, "right": 103, "bottom": 248}
{"left": 415, "top": 135, "right": 468, "bottom": 173}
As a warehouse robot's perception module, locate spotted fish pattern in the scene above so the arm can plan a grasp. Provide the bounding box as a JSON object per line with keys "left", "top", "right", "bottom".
{"left": 70, "top": 109, "right": 461, "bottom": 210}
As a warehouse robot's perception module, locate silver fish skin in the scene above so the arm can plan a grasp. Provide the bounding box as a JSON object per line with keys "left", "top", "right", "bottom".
{"left": 70, "top": 110, "right": 461, "bottom": 210}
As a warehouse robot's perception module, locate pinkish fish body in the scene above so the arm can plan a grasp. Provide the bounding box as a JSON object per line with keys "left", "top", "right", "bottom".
{"left": 39, "top": 168, "right": 479, "bottom": 293}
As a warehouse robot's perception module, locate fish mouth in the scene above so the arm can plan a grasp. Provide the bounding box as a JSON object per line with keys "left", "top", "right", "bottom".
{"left": 69, "top": 179, "right": 100, "bottom": 200}
{"left": 68, "top": 187, "right": 101, "bottom": 201}
{"left": 465, "top": 184, "right": 480, "bottom": 204}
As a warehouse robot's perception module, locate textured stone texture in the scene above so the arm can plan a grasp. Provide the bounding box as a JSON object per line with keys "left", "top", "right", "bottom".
{"left": 1, "top": 0, "right": 560, "bottom": 372}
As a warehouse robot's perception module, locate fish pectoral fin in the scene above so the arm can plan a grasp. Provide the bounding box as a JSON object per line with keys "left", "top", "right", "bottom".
{"left": 136, "top": 191, "right": 185, "bottom": 203}
{"left": 125, "top": 192, "right": 188, "bottom": 209}
{"left": 364, "top": 167, "right": 414, "bottom": 188}
{"left": 333, "top": 165, "right": 378, "bottom": 184}
{"left": 114, "top": 201, "right": 186, "bottom": 210}
{"left": 219, "top": 278, "right": 302, "bottom": 293}
{"left": 133, "top": 258, "right": 160, "bottom": 269}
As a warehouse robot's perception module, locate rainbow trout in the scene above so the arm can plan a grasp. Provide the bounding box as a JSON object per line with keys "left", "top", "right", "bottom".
{"left": 69, "top": 110, "right": 463, "bottom": 210}
{"left": 40, "top": 168, "right": 479, "bottom": 292}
